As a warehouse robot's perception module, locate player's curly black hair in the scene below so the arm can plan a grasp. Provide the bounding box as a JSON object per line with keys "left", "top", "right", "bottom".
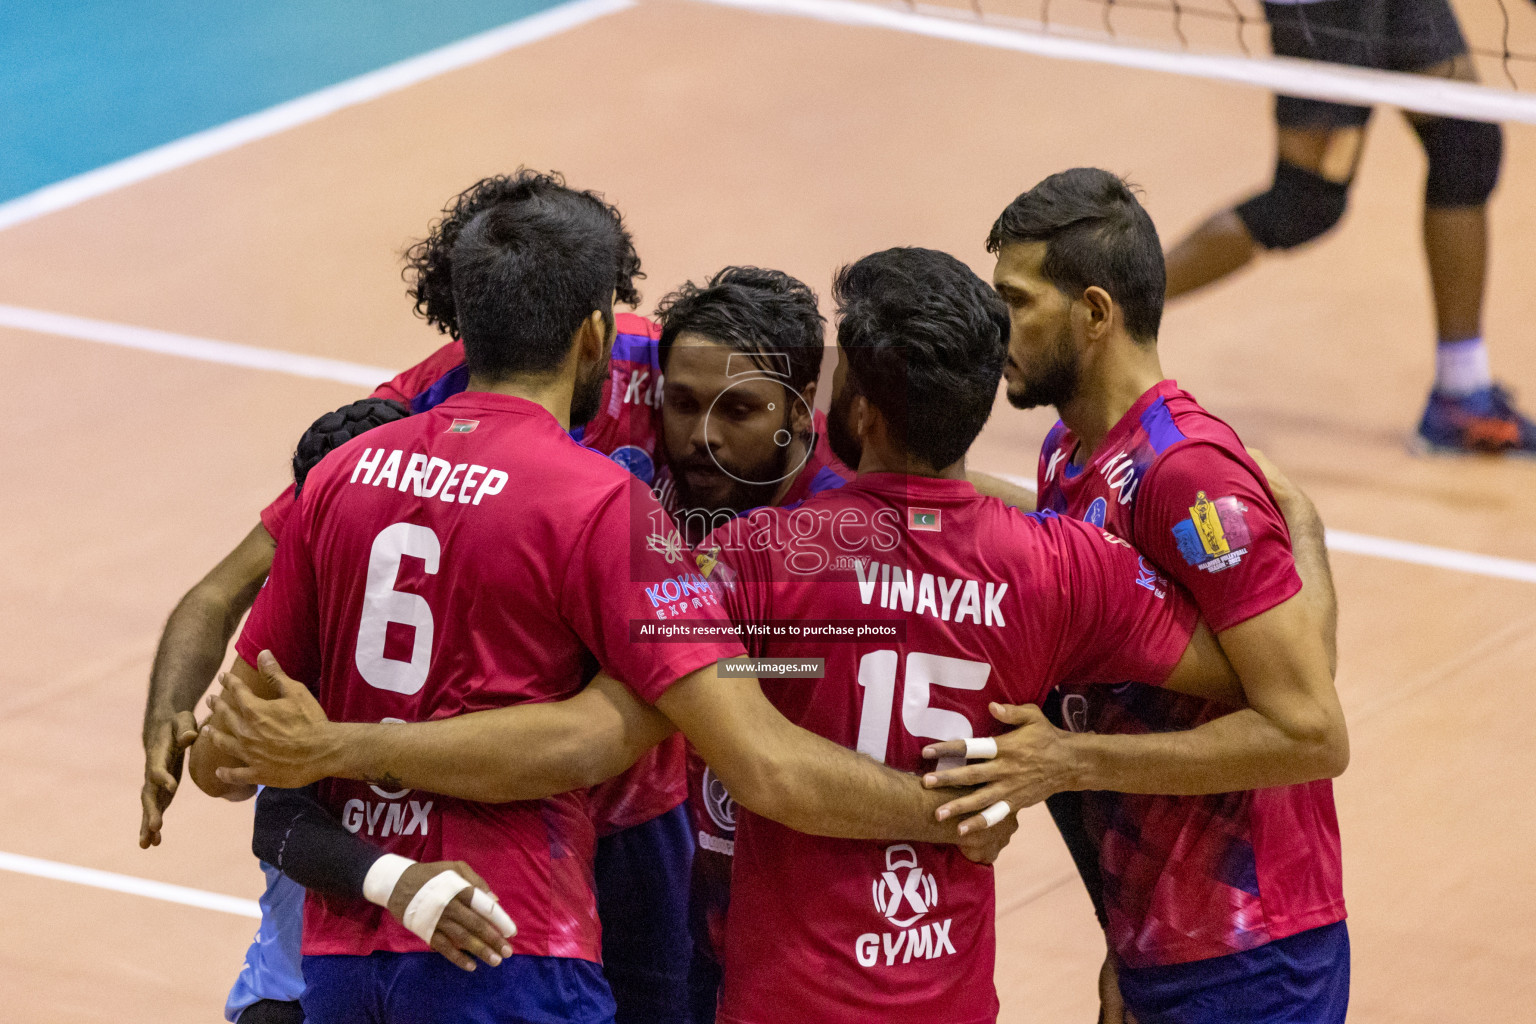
{"left": 654, "top": 266, "right": 826, "bottom": 396}
{"left": 833, "top": 247, "right": 1009, "bottom": 470}
{"left": 403, "top": 169, "right": 644, "bottom": 340}
{"left": 292, "top": 397, "right": 409, "bottom": 495}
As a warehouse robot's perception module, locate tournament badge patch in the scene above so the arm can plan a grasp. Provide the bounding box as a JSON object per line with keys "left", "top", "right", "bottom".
{"left": 908, "top": 508, "right": 942, "bottom": 532}
{"left": 1172, "top": 491, "right": 1252, "bottom": 573}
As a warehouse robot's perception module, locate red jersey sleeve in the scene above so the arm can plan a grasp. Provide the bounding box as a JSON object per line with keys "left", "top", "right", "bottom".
{"left": 260, "top": 484, "right": 297, "bottom": 540}
{"left": 369, "top": 340, "right": 465, "bottom": 405}
{"left": 235, "top": 496, "right": 322, "bottom": 686}
{"left": 1041, "top": 514, "right": 1199, "bottom": 689}
{"left": 560, "top": 477, "right": 745, "bottom": 704}
{"left": 1134, "top": 443, "right": 1302, "bottom": 633}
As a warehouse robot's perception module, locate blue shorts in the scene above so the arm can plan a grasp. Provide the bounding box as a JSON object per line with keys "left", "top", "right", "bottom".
{"left": 594, "top": 802, "right": 696, "bottom": 1024}
{"left": 225, "top": 861, "right": 305, "bottom": 1021}
{"left": 1117, "top": 921, "right": 1350, "bottom": 1024}
{"left": 301, "top": 951, "right": 615, "bottom": 1024}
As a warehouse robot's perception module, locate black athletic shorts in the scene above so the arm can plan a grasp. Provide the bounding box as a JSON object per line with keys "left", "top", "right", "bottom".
{"left": 1263, "top": 0, "right": 1469, "bottom": 127}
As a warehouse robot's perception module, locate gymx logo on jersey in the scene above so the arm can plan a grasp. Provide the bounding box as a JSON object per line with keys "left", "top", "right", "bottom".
{"left": 1172, "top": 491, "right": 1252, "bottom": 573}
{"left": 855, "top": 844, "right": 957, "bottom": 968}
{"left": 339, "top": 795, "right": 434, "bottom": 839}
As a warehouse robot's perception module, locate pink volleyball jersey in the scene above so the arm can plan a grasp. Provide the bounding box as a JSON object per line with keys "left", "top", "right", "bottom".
{"left": 701, "top": 473, "right": 1199, "bottom": 1024}
{"left": 257, "top": 315, "right": 692, "bottom": 837}
{"left": 1035, "top": 379, "right": 1345, "bottom": 968}
{"left": 237, "top": 391, "right": 743, "bottom": 960}
{"left": 681, "top": 421, "right": 854, "bottom": 963}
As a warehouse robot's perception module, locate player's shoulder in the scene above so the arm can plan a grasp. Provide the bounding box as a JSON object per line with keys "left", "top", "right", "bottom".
{"left": 972, "top": 506, "right": 1137, "bottom": 602}
{"left": 616, "top": 312, "right": 660, "bottom": 339}
{"left": 1152, "top": 383, "right": 1246, "bottom": 455}
{"left": 376, "top": 339, "right": 467, "bottom": 407}
{"left": 1041, "top": 418, "right": 1073, "bottom": 454}
{"left": 613, "top": 313, "right": 662, "bottom": 365}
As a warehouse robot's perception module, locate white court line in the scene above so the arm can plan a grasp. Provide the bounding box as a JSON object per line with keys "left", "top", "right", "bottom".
{"left": 7, "top": 301, "right": 1535, "bottom": 585}
{"left": 686, "top": 0, "right": 1536, "bottom": 125}
{"left": 0, "top": 851, "right": 260, "bottom": 918}
{"left": 988, "top": 473, "right": 1536, "bottom": 585}
{"left": 0, "top": 304, "right": 393, "bottom": 387}
{"left": 0, "top": 0, "right": 634, "bottom": 234}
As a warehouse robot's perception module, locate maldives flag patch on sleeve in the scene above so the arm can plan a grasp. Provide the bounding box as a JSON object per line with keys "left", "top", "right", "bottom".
{"left": 908, "top": 508, "right": 942, "bottom": 532}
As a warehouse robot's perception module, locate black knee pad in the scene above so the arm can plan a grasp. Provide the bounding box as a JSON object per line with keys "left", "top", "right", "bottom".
{"left": 1236, "top": 160, "right": 1350, "bottom": 250}
{"left": 1414, "top": 116, "right": 1502, "bottom": 208}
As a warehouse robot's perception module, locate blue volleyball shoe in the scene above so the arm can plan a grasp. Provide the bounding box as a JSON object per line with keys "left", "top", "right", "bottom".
{"left": 1415, "top": 384, "right": 1536, "bottom": 456}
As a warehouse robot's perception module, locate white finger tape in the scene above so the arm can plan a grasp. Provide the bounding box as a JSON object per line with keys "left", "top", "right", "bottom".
{"left": 401, "top": 869, "right": 472, "bottom": 945}
{"left": 362, "top": 853, "right": 416, "bottom": 908}
{"left": 964, "top": 737, "right": 999, "bottom": 760}
{"left": 470, "top": 887, "right": 518, "bottom": 938}
{"left": 980, "top": 800, "right": 1012, "bottom": 828}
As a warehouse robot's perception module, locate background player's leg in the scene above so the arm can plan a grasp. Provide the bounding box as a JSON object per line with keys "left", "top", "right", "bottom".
{"left": 1165, "top": 0, "right": 1371, "bottom": 300}
{"left": 1164, "top": 124, "right": 1365, "bottom": 300}
{"left": 1402, "top": 54, "right": 1536, "bottom": 453}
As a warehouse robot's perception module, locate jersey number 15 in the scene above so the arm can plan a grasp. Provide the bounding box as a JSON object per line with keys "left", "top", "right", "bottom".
{"left": 856, "top": 651, "right": 990, "bottom": 771}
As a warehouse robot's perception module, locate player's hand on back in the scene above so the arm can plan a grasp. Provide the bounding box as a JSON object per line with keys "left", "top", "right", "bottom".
{"left": 386, "top": 861, "right": 516, "bottom": 972}
{"left": 920, "top": 703, "right": 1077, "bottom": 834}
{"left": 138, "top": 711, "right": 200, "bottom": 848}
{"left": 204, "top": 650, "right": 339, "bottom": 790}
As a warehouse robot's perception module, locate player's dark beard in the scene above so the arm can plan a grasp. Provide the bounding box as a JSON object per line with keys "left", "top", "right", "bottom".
{"left": 669, "top": 412, "right": 793, "bottom": 520}
{"left": 826, "top": 383, "right": 862, "bottom": 470}
{"left": 569, "top": 358, "right": 607, "bottom": 428}
{"left": 1007, "top": 320, "right": 1080, "bottom": 410}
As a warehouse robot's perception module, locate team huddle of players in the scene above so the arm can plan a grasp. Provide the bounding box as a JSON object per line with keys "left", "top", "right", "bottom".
{"left": 140, "top": 167, "right": 1351, "bottom": 1024}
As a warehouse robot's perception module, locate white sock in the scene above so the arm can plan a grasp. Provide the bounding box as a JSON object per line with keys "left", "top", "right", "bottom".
{"left": 1435, "top": 337, "right": 1492, "bottom": 397}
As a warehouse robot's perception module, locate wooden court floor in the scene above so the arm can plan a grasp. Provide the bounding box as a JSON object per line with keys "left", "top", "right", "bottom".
{"left": 1, "top": 2, "right": 1533, "bottom": 1020}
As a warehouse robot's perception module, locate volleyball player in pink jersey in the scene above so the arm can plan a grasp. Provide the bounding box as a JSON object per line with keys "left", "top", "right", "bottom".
{"left": 930, "top": 169, "right": 1349, "bottom": 1023}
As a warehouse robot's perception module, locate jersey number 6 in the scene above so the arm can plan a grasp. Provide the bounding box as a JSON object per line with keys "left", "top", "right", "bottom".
{"left": 855, "top": 651, "right": 990, "bottom": 771}
{"left": 356, "top": 522, "right": 440, "bottom": 695}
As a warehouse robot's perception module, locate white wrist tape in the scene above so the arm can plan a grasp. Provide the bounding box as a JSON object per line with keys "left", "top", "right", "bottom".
{"left": 363, "top": 854, "right": 415, "bottom": 908}
{"left": 964, "top": 737, "right": 999, "bottom": 760}
{"left": 401, "top": 869, "right": 473, "bottom": 945}
{"left": 980, "top": 800, "right": 1013, "bottom": 828}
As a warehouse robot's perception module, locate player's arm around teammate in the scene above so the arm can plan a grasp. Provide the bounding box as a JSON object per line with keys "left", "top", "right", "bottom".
{"left": 922, "top": 464, "right": 1343, "bottom": 828}
{"left": 139, "top": 522, "right": 275, "bottom": 844}
{"left": 209, "top": 647, "right": 970, "bottom": 846}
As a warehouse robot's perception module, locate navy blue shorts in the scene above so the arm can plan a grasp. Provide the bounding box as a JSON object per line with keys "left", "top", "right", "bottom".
{"left": 594, "top": 802, "right": 696, "bottom": 1024}
{"left": 1117, "top": 921, "right": 1350, "bottom": 1024}
{"left": 300, "top": 951, "right": 615, "bottom": 1024}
